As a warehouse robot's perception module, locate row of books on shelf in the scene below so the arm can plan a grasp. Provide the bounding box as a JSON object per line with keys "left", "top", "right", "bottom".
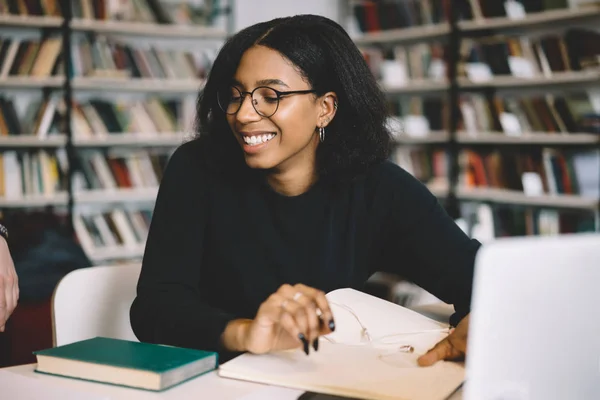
{"left": 459, "top": 92, "right": 598, "bottom": 136}
{"left": 0, "top": 149, "right": 66, "bottom": 198}
{"left": 352, "top": 0, "right": 579, "bottom": 33}
{"left": 0, "top": 34, "right": 215, "bottom": 81}
{"left": 386, "top": 90, "right": 599, "bottom": 137}
{"left": 0, "top": 36, "right": 62, "bottom": 79}
{"left": 393, "top": 146, "right": 600, "bottom": 199}
{"left": 0, "top": 148, "right": 169, "bottom": 198}
{"left": 73, "top": 207, "right": 152, "bottom": 261}
{"left": 362, "top": 27, "right": 600, "bottom": 87}
{"left": 0, "top": 0, "right": 213, "bottom": 26}
{"left": 460, "top": 28, "right": 600, "bottom": 79}
{"left": 74, "top": 149, "right": 169, "bottom": 191}
{"left": 465, "top": 203, "right": 596, "bottom": 242}
{"left": 71, "top": 0, "right": 213, "bottom": 26}
{"left": 0, "top": 95, "right": 196, "bottom": 138}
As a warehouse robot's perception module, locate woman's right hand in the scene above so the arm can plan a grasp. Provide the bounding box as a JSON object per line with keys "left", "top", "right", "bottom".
{"left": 238, "top": 283, "right": 336, "bottom": 355}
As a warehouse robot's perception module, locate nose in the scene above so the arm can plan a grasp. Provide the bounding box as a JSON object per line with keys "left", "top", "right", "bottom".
{"left": 236, "top": 93, "right": 262, "bottom": 123}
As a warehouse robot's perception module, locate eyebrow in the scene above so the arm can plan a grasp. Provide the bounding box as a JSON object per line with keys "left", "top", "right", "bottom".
{"left": 231, "top": 78, "right": 290, "bottom": 89}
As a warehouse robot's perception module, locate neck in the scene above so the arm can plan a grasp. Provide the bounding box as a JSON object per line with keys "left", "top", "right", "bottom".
{"left": 266, "top": 160, "right": 318, "bottom": 197}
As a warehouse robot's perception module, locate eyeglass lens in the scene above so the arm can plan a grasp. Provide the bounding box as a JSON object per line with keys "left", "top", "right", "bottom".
{"left": 218, "top": 86, "right": 279, "bottom": 117}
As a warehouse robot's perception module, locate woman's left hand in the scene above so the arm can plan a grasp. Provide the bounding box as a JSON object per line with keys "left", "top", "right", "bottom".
{"left": 417, "top": 314, "right": 469, "bottom": 367}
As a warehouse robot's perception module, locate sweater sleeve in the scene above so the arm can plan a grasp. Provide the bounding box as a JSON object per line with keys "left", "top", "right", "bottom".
{"left": 374, "top": 163, "right": 481, "bottom": 327}
{"left": 129, "top": 141, "right": 237, "bottom": 356}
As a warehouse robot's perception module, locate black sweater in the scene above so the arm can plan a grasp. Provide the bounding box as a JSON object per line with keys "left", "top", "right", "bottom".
{"left": 129, "top": 139, "right": 480, "bottom": 360}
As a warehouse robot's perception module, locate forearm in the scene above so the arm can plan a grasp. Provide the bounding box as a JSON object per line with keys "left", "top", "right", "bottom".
{"left": 130, "top": 293, "right": 236, "bottom": 352}
{"left": 220, "top": 318, "right": 252, "bottom": 352}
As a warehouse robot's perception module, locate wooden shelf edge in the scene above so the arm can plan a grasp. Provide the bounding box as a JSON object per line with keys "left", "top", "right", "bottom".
{"left": 70, "top": 19, "right": 227, "bottom": 39}
{"left": 458, "top": 71, "right": 600, "bottom": 90}
{"left": 353, "top": 23, "right": 450, "bottom": 45}
{"left": 0, "top": 76, "right": 65, "bottom": 88}
{"left": 0, "top": 135, "right": 68, "bottom": 147}
{"left": 0, "top": 193, "right": 68, "bottom": 208}
{"left": 74, "top": 188, "right": 159, "bottom": 204}
{"left": 456, "top": 187, "right": 599, "bottom": 210}
{"left": 0, "top": 14, "right": 63, "bottom": 28}
{"left": 73, "top": 133, "right": 188, "bottom": 147}
{"left": 457, "top": 132, "right": 600, "bottom": 145}
{"left": 72, "top": 77, "right": 205, "bottom": 92}
{"left": 459, "top": 7, "right": 600, "bottom": 33}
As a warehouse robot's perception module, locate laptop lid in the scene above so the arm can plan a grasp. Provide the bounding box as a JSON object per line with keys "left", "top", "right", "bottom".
{"left": 463, "top": 233, "right": 600, "bottom": 400}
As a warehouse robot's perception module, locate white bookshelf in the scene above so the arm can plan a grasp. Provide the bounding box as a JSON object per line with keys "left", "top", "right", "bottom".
{"left": 456, "top": 132, "right": 600, "bottom": 145}
{"left": 74, "top": 187, "right": 159, "bottom": 204}
{"left": 73, "top": 133, "right": 188, "bottom": 148}
{"left": 0, "top": 193, "right": 68, "bottom": 208}
{"left": 353, "top": 23, "right": 449, "bottom": 46}
{"left": 0, "top": 135, "right": 68, "bottom": 147}
{"left": 459, "top": 7, "right": 600, "bottom": 33}
{"left": 0, "top": 76, "right": 65, "bottom": 89}
{"left": 72, "top": 77, "right": 205, "bottom": 93}
{"left": 70, "top": 19, "right": 228, "bottom": 40}
{"left": 382, "top": 80, "right": 449, "bottom": 95}
{"left": 459, "top": 71, "right": 600, "bottom": 92}
{"left": 456, "top": 187, "right": 599, "bottom": 210}
{"left": 394, "top": 131, "right": 449, "bottom": 144}
{"left": 0, "top": 14, "right": 63, "bottom": 28}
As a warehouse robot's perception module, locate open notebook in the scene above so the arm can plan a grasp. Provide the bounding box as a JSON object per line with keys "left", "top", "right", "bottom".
{"left": 218, "top": 288, "right": 464, "bottom": 400}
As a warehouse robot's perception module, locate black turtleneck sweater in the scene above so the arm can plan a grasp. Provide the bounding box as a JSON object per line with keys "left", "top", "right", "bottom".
{"left": 129, "top": 139, "right": 480, "bottom": 360}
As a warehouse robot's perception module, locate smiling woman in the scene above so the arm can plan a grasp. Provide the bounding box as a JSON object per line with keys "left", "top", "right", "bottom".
{"left": 130, "top": 14, "right": 480, "bottom": 366}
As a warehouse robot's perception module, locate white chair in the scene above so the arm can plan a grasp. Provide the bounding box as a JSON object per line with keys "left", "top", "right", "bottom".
{"left": 51, "top": 263, "right": 141, "bottom": 347}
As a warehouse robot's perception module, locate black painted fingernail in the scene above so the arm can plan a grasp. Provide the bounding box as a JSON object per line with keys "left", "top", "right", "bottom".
{"left": 298, "top": 333, "right": 309, "bottom": 355}
{"left": 329, "top": 320, "right": 335, "bottom": 331}
{"left": 313, "top": 339, "right": 319, "bottom": 351}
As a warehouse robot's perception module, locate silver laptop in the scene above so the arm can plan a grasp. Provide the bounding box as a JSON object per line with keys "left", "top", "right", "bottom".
{"left": 463, "top": 233, "right": 600, "bottom": 400}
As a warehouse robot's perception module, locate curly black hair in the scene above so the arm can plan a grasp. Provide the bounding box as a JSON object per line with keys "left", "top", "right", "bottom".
{"left": 194, "top": 14, "right": 392, "bottom": 182}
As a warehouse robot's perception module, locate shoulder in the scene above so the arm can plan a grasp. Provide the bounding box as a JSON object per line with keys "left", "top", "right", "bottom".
{"left": 362, "top": 160, "right": 438, "bottom": 208}
{"left": 365, "top": 160, "right": 430, "bottom": 192}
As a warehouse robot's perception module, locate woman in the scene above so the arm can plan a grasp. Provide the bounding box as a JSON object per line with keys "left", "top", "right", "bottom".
{"left": 130, "top": 14, "right": 479, "bottom": 366}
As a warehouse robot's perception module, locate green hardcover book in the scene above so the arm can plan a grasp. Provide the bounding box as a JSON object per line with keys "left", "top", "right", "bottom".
{"left": 33, "top": 337, "right": 217, "bottom": 391}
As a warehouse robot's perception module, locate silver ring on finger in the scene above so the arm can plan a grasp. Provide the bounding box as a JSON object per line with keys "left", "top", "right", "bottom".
{"left": 281, "top": 299, "right": 289, "bottom": 309}
{"left": 293, "top": 292, "right": 303, "bottom": 301}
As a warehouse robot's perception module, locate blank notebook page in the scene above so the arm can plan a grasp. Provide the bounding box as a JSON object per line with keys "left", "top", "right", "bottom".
{"left": 219, "top": 289, "right": 464, "bottom": 400}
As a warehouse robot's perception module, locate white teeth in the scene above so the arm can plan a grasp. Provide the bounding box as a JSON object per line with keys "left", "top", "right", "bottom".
{"left": 243, "top": 133, "right": 275, "bottom": 146}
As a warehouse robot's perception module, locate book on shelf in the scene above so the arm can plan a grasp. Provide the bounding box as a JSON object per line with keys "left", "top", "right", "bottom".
{"left": 68, "top": 96, "right": 195, "bottom": 139}
{"left": 219, "top": 288, "right": 464, "bottom": 400}
{"left": 69, "top": 0, "right": 216, "bottom": 26}
{"left": 34, "top": 337, "right": 217, "bottom": 392}
{"left": 351, "top": 0, "right": 583, "bottom": 36}
{"left": 73, "top": 207, "right": 152, "bottom": 257}
{"left": 69, "top": 34, "right": 213, "bottom": 80}
{"left": 74, "top": 149, "right": 169, "bottom": 191}
{"left": 0, "top": 35, "right": 63, "bottom": 79}
{"left": 0, "top": 95, "right": 62, "bottom": 138}
{"left": 0, "top": 0, "right": 63, "bottom": 17}
{"left": 0, "top": 149, "right": 67, "bottom": 199}
{"left": 459, "top": 27, "right": 600, "bottom": 81}
{"left": 459, "top": 147, "right": 600, "bottom": 199}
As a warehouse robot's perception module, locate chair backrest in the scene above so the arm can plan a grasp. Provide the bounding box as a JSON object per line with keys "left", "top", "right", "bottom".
{"left": 52, "top": 263, "right": 141, "bottom": 347}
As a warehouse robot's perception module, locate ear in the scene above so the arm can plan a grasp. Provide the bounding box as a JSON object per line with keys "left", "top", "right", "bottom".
{"left": 317, "top": 92, "right": 338, "bottom": 128}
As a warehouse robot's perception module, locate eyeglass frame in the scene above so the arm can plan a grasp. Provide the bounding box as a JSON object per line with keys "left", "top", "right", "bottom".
{"left": 217, "top": 85, "right": 317, "bottom": 118}
{"left": 322, "top": 301, "right": 450, "bottom": 354}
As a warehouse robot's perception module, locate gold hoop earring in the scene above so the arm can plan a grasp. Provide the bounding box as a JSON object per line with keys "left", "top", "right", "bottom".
{"left": 319, "top": 126, "right": 325, "bottom": 142}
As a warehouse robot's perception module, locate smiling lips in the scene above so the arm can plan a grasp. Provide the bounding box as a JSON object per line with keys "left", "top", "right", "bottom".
{"left": 241, "top": 133, "right": 276, "bottom": 146}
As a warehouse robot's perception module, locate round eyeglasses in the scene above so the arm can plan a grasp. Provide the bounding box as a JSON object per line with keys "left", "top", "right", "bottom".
{"left": 217, "top": 86, "right": 316, "bottom": 118}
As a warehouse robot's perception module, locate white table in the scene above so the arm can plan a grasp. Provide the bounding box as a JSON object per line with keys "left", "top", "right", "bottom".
{"left": 1, "top": 362, "right": 463, "bottom": 399}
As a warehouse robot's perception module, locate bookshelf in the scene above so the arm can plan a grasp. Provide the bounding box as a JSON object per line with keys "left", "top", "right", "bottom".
{"left": 348, "top": 0, "right": 600, "bottom": 237}
{"left": 0, "top": 0, "right": 231, "bottom": 264}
